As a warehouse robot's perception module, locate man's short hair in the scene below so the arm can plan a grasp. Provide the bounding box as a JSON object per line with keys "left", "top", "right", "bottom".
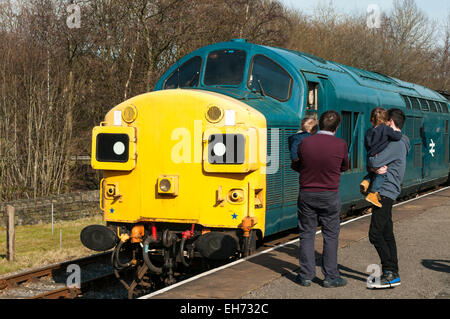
{"left": 388, "top": 108, "right": 405, "bottom": 130}
{"left": 319, "top": 110, "right": 341, "bottom": 132}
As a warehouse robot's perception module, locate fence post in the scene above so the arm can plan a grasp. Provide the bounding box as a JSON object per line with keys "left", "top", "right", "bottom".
{"left": 51, "top": 202, "right": 54, "bottom": 236}
{"left": 6, "top": 205, "right": 15, "bottom": 262}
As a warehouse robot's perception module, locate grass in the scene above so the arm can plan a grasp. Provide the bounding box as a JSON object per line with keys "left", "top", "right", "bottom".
{"left": 0, "top": 215, "right": 105, "bottom": 276}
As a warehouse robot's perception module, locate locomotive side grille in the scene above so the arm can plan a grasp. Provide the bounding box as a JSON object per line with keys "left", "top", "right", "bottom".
{"left": 266, "top": 128, "right": 282, "bottom": 207}
{"left": 404, "top": 117, "right": 414, "bottom": 139}
{"left": 283, "top": 129, "right": 300, "bottom": 204}
{"left": 414, "top": 143, "right": 422, "bottom": 168}
{"left": 266, "top": 128, "right": 299, "bottom": 208}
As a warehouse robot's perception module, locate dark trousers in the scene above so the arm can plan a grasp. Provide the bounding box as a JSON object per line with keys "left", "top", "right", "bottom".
{"left": 369, "top": 196, "right": 399, "bottom": 273}
{"left": 297, "top": 191, "right": 341, "bottom": 280}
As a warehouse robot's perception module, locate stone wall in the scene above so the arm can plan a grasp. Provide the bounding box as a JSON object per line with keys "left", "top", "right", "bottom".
{"left": 0, "top": 190, "right": 101, "bottom": 227}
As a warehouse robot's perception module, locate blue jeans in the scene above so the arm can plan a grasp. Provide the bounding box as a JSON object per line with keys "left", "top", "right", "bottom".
{"left": 363, "top": 172, "right": 387, "bottom": 193}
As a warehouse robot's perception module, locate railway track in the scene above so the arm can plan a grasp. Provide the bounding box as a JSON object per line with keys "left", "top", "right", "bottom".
{"left": 0, "top": 251, "right": 116, "bottom": 299}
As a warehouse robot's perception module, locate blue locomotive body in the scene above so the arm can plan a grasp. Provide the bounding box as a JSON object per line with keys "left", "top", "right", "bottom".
{"left": 155, "top": 39, "right": 450, "bottom": 236}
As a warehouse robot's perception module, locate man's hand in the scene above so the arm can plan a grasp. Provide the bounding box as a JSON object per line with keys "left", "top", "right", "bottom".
{"left": 388, "top": 119, "right": 401, "bottom": 132}
{"left": 376, "top": 165, "right": 388, "bottom": 174}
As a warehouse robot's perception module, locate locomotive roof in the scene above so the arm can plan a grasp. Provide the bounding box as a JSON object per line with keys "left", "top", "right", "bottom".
{"left": 263, "top": 44, "right": 445, "bottom": 102}
{"left": 175, "top": 39, "right": 445, "bottom": 101}
{"left": 155, "top": 40, "right": 449, "bottom": 124}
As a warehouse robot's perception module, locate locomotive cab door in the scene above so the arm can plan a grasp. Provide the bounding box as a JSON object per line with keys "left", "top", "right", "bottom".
{"left": 405, "top": 115, "right": 424, "bottom": 187}
{"left": 301, "top": 71, "right": 331, "bottom": 118}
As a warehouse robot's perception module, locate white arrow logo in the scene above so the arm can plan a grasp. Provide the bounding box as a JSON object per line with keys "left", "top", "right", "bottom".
{"left": 429, "top": 139, "right": 435, "bottom": 157}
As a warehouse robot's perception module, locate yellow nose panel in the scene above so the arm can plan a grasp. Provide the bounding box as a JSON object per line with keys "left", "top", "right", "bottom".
{"left": 98, "top": 89, "right": 268, "bottom": 234}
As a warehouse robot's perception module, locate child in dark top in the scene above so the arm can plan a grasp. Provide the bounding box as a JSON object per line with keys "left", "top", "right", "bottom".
{"left": 361, "top": 107, "right": 403, "bottom": 207}
{"left": 288, "top": 116, "right": 318, "bottom": 163}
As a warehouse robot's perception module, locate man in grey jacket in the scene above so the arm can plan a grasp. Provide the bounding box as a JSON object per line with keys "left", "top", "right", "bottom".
{"left": 367, "top": 108, "right": 410, "bottom": 289}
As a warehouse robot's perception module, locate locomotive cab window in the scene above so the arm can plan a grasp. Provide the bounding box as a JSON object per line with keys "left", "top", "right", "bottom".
{"left": 410, "top": 97, "right": 421, "bottom": 111}
{"left": 401, "top": 95, "right": 412, "bottom": 109}
{"left": 428, "top": 100, "right": 437, "bottom": 112}
{"left": 341, "top": 111, "right": 361, "bottom": 170}
{"left": 432, "top": 101, "right": 441, "bottom": 112}
{"left": 248, "top": 55, "right": 292, "bottom": 101}
{"left": 164, "top": 56, "right": 202, "bottom": 89}
{"left": 419, "top": 98, "right": 429, "bottom": 111}
{"left": 204, "top": 50, "right": 246, "bottom": 86}
{"left": 306, "top": 82, "right": 318, "bottom": 111}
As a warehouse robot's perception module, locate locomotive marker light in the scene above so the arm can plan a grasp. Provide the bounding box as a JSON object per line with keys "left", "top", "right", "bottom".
{"left": 122, "top": 105, "right": 138, "bottom": 123}
{"left": 213, "top": 142, "right": 227, "bottom": 157}
{"left": 429, "top": 139, "right": 436, "bottom": 157}
{"left": 205, "top": 105, "right": 223, "bottom": 123}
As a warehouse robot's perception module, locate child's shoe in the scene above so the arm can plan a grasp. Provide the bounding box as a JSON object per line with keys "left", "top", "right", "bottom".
{"left": 365, "top": 192, "right": 382, "bottom": 207}
{"left": 360, "top": 180, "right": 370, "bottom": 195}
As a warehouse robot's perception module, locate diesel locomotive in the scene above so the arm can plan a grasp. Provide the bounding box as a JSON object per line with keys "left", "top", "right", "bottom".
{"left": 81, "top": 39, "right": 450, "bottom": 294}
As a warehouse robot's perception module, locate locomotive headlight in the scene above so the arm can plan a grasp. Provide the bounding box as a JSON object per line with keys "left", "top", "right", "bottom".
{"left": 122, "top": 105, "right": 137, "bottom": 123}
{"left": 157, "top": 175, "right": 179, "bottom": 196}
{"left": 106, "top": 186, "right": 115, "bottom": 196}
{"left": 159, "top": 179, "right": 171, "bottom": 192}
{"left": 228, "top": 189, "right": 244, "bottom": 203}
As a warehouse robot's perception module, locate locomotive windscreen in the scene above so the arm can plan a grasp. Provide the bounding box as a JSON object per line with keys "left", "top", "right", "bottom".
{"left": 96, "top": 133, "right": 129, "bottom": 163}
{"left": 163, "top": 56, "right": 202, "bottom": 89}
{"left": 204, "top": 50, "right": 246, "bottom": 86}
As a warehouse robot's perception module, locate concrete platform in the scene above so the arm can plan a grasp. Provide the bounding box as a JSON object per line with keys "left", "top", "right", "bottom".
{"left": 143, "top": 187, "right": 450, "bottom": 299}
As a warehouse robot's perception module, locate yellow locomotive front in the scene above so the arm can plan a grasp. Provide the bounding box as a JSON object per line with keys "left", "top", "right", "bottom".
{"left": 81, "top": 88, "right": 268, "bottom": 286}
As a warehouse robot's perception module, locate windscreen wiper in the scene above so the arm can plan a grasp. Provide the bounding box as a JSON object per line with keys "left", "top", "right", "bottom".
{"left": 256, "top": 79, "right": 266, "bottom": 97}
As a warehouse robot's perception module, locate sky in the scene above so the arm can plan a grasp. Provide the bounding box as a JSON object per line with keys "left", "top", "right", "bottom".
{"left": 280, "top": 0, "right": 449, "bottom": 25}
